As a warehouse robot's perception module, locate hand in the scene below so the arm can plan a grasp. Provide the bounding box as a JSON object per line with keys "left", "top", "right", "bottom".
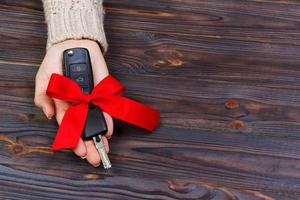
{"left": 34, "top": 39, "right": 113, "bottom": 167}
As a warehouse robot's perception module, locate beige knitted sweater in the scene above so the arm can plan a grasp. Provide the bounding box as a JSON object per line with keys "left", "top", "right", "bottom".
{"left": 42, "top": 0, "right": 108, "bottom": 53}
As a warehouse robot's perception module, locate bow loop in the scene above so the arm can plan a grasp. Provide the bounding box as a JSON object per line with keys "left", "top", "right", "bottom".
{"left": 46, "top": 73, "right": 83, "bottom": 103}
{"left": 46, "top": 73, "right": 160, "bottom": 150}
{"left": 92, "top": 75, "right": 125, "bottom": 96}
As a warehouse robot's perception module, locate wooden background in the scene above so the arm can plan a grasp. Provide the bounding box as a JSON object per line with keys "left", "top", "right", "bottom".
{"left": 1, "top": 0, "right": 300, "bottom": 199}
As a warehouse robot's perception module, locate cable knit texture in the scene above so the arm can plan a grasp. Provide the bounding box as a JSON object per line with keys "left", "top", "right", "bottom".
{"left": 42, "top": 0, "right": 108, "bottom": 53}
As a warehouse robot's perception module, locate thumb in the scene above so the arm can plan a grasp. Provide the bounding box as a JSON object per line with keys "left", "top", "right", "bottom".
{"left": 34, "top": 93, "right": 55, "bottom": 119}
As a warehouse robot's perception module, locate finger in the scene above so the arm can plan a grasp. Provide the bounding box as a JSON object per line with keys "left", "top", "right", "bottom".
{"left": 34, "top": 93, "right": 55, "bottom": 120}
{"left": 85, "top": 140, "right": 101, "bottom": 167}
{"left": 103, "top": 112, "right": 113, "bottom": 139}
{"left": 72, "top": 138, "right": 87, "bottom": 159}
{"left": 53, "top": 99, "right": 69, "bottom": 125}
{"left": 102, "top": 136, "right": 109, "bottom": 153}
{"left": 34, "top": 69, "right": 55, "bottom": 119}
{"left": 90, "top": 45, "right": 109, "bottom": 85}
{"left": 54, "top": 99, "right": 87, "bottom": 159}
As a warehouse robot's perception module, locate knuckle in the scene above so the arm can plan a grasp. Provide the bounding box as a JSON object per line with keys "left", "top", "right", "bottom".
{"left": 89, "top": 156, "right": 101, "bottom": 166}
{"left": 75, "top": 150, "right": 86, "bottom": 158}
{"left": 106, "top": 129, "right": 113, "bottom": 138}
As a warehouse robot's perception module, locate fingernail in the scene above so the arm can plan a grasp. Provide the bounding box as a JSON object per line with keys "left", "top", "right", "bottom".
{"left": 80, "top": 156, "right": 86, "bottom": 159}
{"left": 43, "top": 107, "right": 52, "bottom": 120}
{"left": 93, "top": 163, "right": 101, "bottom": 168}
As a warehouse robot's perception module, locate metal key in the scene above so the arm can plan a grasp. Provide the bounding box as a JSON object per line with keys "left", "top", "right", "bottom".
{"left": 93, "top": 135, "right": 111, "bottom": 169}
{"left": 83, "top": 104, "right": 111, "bottom": 169}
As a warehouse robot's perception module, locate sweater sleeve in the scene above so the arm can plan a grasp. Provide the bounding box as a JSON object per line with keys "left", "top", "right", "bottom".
{"left": 42, "top": 0, "right": 108, "bottom": 53}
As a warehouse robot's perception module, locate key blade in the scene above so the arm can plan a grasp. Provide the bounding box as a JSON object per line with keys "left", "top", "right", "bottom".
{"left": 93, "top": 136, "right": 112, "bottom": 169}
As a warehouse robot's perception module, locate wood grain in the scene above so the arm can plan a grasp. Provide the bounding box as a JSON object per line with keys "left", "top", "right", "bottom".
{"left": 0, "top": 0, "right": 300, "bottom": 199}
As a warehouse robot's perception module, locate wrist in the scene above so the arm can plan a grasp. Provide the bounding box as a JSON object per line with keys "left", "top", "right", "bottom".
{"left": 42, "top": 0, "right": 108, "bottom": 53}
{"left": 48, "top": 39, "right": 103, "bottom": 56}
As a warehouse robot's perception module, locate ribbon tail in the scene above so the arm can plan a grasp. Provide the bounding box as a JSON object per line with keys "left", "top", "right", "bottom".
{"left": 51, "top": 104, "right": 88, "bottom": 150}
{"left": 95, "top": 96, "right": 160, "bottom": 132}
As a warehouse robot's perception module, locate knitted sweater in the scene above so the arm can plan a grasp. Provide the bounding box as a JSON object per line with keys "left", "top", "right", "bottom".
{"left": 42, "top": 0, "right": 108, "bottom": 53}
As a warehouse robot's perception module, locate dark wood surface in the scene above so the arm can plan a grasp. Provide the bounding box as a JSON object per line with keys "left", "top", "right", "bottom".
{"left": 1, "top": 0, "right": 300, "bottom": 199}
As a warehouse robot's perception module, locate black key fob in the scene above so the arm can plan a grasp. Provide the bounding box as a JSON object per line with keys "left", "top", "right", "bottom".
{"left": 63, "top": 48, "right": 108, "bottom": 140}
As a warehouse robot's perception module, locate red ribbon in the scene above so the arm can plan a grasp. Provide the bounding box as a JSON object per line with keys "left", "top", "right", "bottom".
{"left": 46, "top": 73, "right": 160, "bottom": 150}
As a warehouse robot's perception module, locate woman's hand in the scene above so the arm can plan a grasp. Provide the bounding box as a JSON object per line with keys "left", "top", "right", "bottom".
{"left": 34, "top": 39, "right": 113, "bottom": 167}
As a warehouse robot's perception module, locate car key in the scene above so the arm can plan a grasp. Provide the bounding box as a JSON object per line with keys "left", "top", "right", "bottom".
{"left": 63, "top": 48, "right": 112, "bottom": 169}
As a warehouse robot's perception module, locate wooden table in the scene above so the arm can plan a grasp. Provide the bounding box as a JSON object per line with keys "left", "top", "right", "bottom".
{"left": 1, "top": 1, "right": 300, "bottom": 199}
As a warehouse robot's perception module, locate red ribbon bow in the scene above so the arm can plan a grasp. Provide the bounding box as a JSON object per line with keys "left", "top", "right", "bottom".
{"left": 46, "top": 73, "right": 160, "bottom": 150}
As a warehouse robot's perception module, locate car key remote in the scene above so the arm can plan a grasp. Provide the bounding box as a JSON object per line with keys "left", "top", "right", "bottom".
{"left": 63, "top": 48, "right": 111, "bottom": 169}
